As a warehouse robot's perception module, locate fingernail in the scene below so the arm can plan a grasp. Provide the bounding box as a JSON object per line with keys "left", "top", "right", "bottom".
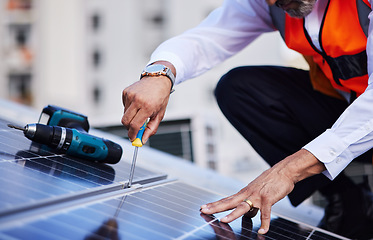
{"left": 258, "top": 229, "right": 266, "bottom": 235}
{"left": 200, "top": 205, "right": 207, "bottom": 209}
{"left": 200, "top": 208, "right": 210, "bottom": 213}
{"left": 221, "top": 216, "right": 229, "bottom": 222}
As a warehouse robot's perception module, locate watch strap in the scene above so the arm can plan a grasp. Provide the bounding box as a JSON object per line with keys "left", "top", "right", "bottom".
{"left": 140, "top": 64, "right": 175, "bottom": 90}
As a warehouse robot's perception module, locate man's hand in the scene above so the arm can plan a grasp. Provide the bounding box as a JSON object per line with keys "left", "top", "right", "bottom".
{"left": 200, "top": 149, "right": 326, "bottom": 235}
{"left": 122, "top": 61, "right": 176, "bottom": 142}
{"left": 122, "top": 73, "right": 173, "bottom": 143}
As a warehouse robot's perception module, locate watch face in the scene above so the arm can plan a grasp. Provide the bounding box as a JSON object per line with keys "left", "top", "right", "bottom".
{"left": 146, "top": 64, "right": 165, "bottom": 73}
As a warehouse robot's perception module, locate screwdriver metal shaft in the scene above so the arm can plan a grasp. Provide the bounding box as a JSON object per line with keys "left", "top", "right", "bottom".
{"left": 127, "top": 146, "right": 138, "bottom": 187}
{"left": 127, "top": 120, "right": 148, "bottom": 188}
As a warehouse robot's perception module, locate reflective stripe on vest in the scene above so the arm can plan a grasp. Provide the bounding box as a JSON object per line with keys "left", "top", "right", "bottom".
{"left": 269, "top": 0, "right": 371, "bottom": 96}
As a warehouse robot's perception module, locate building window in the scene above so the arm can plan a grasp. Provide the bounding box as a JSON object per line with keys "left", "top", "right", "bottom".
{"left": 8, "top": 73, "right": 32, "bottom": 104}
{"left": 91, "top": 13, "right": 101, "bottom": 32}
{"left": 92, "top": 49, "right": 102, "bottom": 68}
{"left": 93, "top": 84, "right": 102, "bottom": 104}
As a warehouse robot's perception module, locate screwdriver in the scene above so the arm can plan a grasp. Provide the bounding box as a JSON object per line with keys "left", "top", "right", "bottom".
{"left": 127, "top": 120, "right": 148, "bottom": 188}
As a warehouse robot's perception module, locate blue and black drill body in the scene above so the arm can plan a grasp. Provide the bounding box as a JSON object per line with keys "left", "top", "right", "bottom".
{"left": 9, "top": 105, "right": 122, "bottom": 164}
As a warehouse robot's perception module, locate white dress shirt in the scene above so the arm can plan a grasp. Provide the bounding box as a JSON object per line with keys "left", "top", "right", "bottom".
{"left": 149, "top": 0, "right": 373, "bottom": 180}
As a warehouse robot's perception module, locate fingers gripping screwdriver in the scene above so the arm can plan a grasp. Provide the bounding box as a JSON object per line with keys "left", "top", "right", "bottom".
{"left": 8, "top": 123, "right": 122, "bottom": 164}
{"left": 127, "top": 120, "right": 148, "bottom": 187}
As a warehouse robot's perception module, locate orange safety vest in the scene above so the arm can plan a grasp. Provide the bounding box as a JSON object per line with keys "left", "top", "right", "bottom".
{"left": 269, "top": 0, "right": 371, "bottom": 100}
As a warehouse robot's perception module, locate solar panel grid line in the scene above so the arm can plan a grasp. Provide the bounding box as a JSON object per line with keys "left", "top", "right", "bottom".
{"left": 0, "top": 133, "right": 115, "bottom": 182}
{"left": 0, "top": 182, "right": 125, "bottom": 220}
{"left": 0, "top": 175, "right": 55, "bottom": 208}
{"left": 1, "top": 175, "right": 345, "bottom": 240}
{"left": 64, "top": 215, "right": 146, "bottom": 240}
{"left": 306, "top": 229, "right": 316, "bottom": 240}
{"left": 170, "top": 205, "right": 264, "bottom": 240}
{"left": 1, "top": 182, "right": 218, "bottom": 240}
{"left": 106, "top": 195, "right": 199, "bottom": 231}
{"left": 0, "top": 165, "right": 326, "bottom": 240}
{"left": 195, "top": 218, "right": 310, "bottom": 240}
{"left": 182, "top": 217, "right": 264, "bottom": 240}
{"left": 0, "top": 137, "right": 68, "bottom": 161}
{"left": 0, "top": 113, "right": 348, "bottom": 240}
{"left": 272, "top": 212, "right": 349, "bottom": 240}
{"left": 260, "top": 216, "right": 313, "bottom": 238}
{"left": 2, "top": 225, "right": 65, "bottom": 240}
{"left": 34, "top": 214, "right": 142, "bottom": 240}
{"left": 34, "top": 182, "right": 219, "bottom": 240}
{"left": 31, "top": 218, "right": 92, "bottom": 240}
{"left": 1, "top": 119, "right": 160, "bottom": 178}
{"left": 174, "top": 218, "right": 235, "bottom": 240}
{"left": 15, "top": 156, "right": 111, "bottom": 189}
{"left": 165, "top": 182, "right": 220, "bottom": 201}
{"left": 264, "top": 218, "right": 330, "bottom": 240}
{"left": 2, "top": 119, "right": 166, "bottom": 183}
{"left": 18, "top": 155, "right": 113, "bottom": 186}
{"left": 0, "top": 154, "right": 57, "bottom": 163}
{"left": 116, "top": 185, "right": 262, "bottom": 239}
{"left": 186, "top": 221, "right": 262, "bottom": 240}
{"left": 0, "top": 160, "right": 87, "bottom": 194}
{"left": 0, "top": 188, "right": 28, "bottom": 209}
{"left": 2, "top": 123, "right": 122, "bottom": 181}
{"left": 134, "top": 189, "right": 230, "bottom": 233}
{"left": 140, "top": 186, "right": 211, "bottom": 210}
{"left": 166, "top": 185, "right": 341, "bottom": 240}
{"left": 75, "top": 205, "right": 177, "bottom": 239}
{"left": 0, "top": 130, "right": 39, "bottom": 154}
{"left": 28, "top": 211, "right": 105, "bottom": 239}
{"left": 0, "top": 160, "right": 121, "bottom": 210}
{"left": 73, "top": 209, "right": 173, "bottom": 240}
{"left": 35, "top": 153, "right": 164, "bottom": 185}
{"left": 80, "top": 200, "right": 184, "bottom": 239}
{"left": 129, "top": 191, "right": 208, "bottom": 223}
{"left": 265, "top": 224, "right": 306, "bottom": 240}
{"left": 0, "top": 178, "right": 177, "bottom": 231}
{"left": 137, "top": 185, "right": 268, "bottom": 237}
{"left": 0, "top": 137, "right": 168, "bottom": 217}
{"left": 0, "top": 172, "right": 79, "bottom": 211}
{"left": 0, "top": 131, "right": 72, "bottom": 162}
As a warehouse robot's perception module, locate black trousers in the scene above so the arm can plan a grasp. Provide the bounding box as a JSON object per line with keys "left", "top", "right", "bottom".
{"left": 214, "top": 66, "right": 370, "bottom": 206}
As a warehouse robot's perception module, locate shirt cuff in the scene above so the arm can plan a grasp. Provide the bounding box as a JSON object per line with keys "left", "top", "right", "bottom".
{"left": 303, "top": 129, "right": 353, "bottom": 180}
{"left": 148, "top": 51, "right": 186, "bottom": 85}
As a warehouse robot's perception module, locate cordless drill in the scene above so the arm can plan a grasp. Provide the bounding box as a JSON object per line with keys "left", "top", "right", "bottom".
{"left": 8, "top": 105, "right": 122, "bottom": 164}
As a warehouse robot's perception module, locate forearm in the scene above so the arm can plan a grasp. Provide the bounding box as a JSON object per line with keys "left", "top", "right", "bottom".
{"left": 278, "top": 149, "right": 326, "bottom": 184}
{"left": 303, "top": 85, "right": 373, "bottom": 180}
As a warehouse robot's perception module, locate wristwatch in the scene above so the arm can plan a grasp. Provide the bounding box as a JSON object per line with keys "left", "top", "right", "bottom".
{"left": 140, "top": 64, "right": 175, "bottom": 90}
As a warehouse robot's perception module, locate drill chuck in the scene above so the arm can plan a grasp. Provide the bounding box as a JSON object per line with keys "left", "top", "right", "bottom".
{"left": 12, "top": 123, "right": 122, "bottom": 164}
{"left": 25, "top": 124, "right": 73, "bottom": 152}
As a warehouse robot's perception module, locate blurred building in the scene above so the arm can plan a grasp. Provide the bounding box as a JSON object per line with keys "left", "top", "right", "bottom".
{"left": 0, "top": 0, "right": 309, "bottom": 182}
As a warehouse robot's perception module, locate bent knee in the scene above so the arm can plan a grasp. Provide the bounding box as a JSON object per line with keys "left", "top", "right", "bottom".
{"left": 215, "top": 67, "right": 245, "bottom": 100}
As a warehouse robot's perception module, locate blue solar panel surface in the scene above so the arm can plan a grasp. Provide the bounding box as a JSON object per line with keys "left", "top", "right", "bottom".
{"left": 0, "top": 118, "right": 166, "bottom": 212}
{"left": 0, "top": 116, "right": 346, "bottom": 239}
{"left": 0, "top": 181, "right": 344, "bottom": 240}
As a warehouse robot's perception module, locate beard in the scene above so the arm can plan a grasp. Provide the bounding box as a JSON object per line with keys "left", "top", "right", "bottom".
{"left": 275, "top": 0, "right": 317, "bottom": 18}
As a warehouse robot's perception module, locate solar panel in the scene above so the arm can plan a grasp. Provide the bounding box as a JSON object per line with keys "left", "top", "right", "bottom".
{"left": 0, "top": 110, "right": 347, "bottom": 239}
{"left": 0, "top": 118, "right": 166, "bottom": 213}
{"left": 0, "top": 181, "right": 345, "bottom": 240}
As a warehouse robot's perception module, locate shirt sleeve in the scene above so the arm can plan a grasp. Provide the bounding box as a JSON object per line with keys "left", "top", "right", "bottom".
{"left": 303, "top": 5, "right": 373, "bottom": 180}
{"left": 148, "top": 0, "right": 275, "bottom": 84}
